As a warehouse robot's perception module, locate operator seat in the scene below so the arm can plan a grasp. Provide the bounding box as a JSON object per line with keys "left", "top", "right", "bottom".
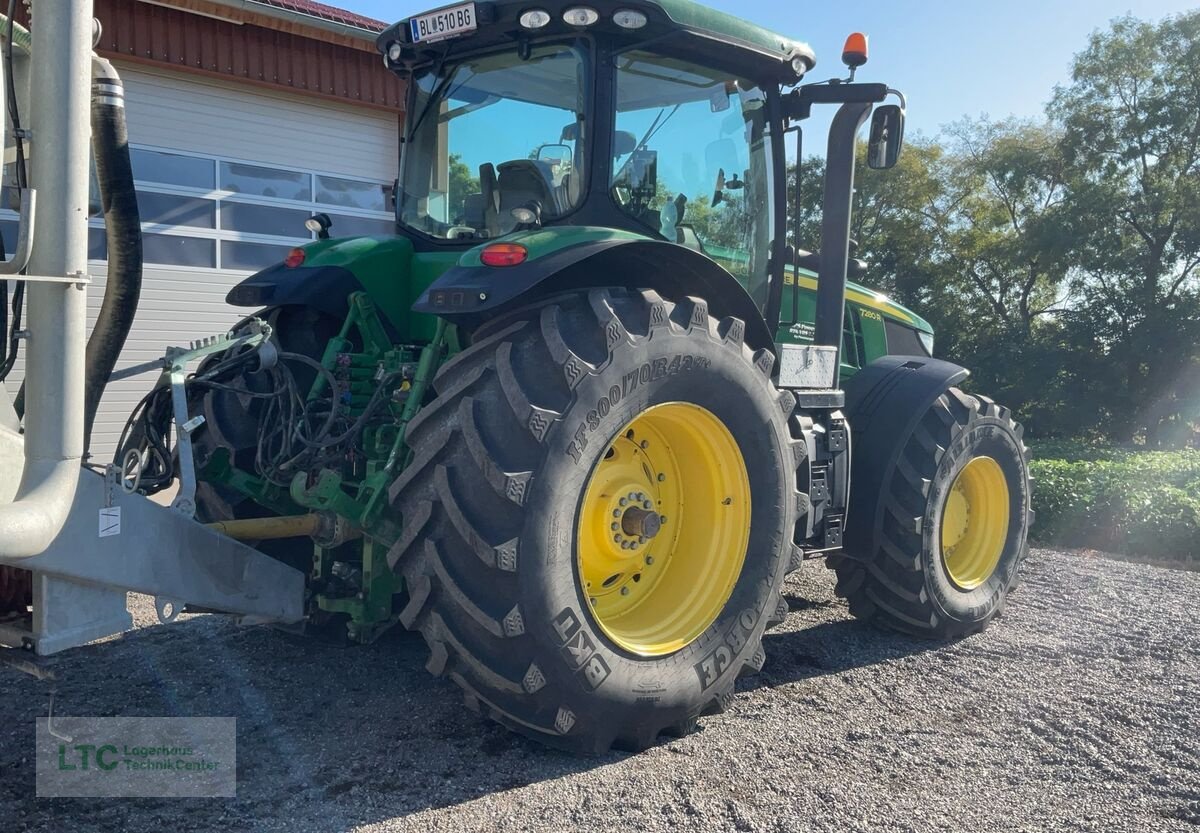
{"left": 496, "top": 160, "right": 560, "bottom": 220}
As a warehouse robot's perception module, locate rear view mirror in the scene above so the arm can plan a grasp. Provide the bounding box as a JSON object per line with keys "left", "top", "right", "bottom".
{"left": 536, "top": 143, "right": 572, "bottom": 164}
{"left": 867, "top": 104, "right": 904, "bottom": 169}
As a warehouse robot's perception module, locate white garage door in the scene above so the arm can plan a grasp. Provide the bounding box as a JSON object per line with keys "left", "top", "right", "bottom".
{"left": 2, "top": 64, "right": 400, "bottom": 460}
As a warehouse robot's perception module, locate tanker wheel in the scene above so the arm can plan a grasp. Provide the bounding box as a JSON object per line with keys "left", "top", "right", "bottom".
{"left": 388, "top": 288, "right": 803, "bottom": 752}
{"left": 831, "top": 388, "right": 1031, "bottom": 638}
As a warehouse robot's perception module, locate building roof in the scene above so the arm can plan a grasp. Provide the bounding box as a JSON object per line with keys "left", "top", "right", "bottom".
{"left": 248, "top": 0, "right": 386, "bottom": 32}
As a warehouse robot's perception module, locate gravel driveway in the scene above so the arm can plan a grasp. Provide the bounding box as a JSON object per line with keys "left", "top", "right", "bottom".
{"left": 2, "top": 548, "right": 1197, "bottom": 832}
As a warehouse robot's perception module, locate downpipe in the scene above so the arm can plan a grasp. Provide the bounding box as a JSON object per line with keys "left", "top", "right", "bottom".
{"left": 0, "top": 1, "right": 95, "bottom": 560}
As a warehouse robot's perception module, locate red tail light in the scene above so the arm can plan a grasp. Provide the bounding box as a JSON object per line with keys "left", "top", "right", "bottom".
{"left": 284, "top": 247, "right": 306, "bottom": 268}
{"left": 480, "top": 243, "right": 528, "bottom": 267}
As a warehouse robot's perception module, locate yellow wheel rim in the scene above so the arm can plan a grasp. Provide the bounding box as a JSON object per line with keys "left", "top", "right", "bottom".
{"left": 576, "top": 402, "right": 751, "bottom": 657}
{"left": 940, "top": 456, "right": 1010, "bottom": 590}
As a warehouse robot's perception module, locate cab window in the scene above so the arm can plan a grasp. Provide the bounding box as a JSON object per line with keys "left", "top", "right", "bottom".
{"left": 611, "top": 52, "right": 773, "bottom": 305}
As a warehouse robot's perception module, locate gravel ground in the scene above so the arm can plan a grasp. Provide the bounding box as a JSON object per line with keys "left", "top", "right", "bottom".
{"left": 2, "top": 548, "right": 1198, "bottom": 832}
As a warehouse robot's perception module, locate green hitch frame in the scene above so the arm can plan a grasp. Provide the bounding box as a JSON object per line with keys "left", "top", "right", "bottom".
{"left": 200, "top": 293, "right": 451, "bottom": 642}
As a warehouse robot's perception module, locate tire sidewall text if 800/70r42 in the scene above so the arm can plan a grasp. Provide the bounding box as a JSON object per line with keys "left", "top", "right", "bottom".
{"left": 388, "top": 288, "right": 802, "bottom": 752}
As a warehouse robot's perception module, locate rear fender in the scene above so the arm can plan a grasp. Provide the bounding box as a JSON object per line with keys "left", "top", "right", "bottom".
{"left": 227, "top": 263, "right": 364, "bottom": 323}
{"left": 414, "top": 232, "right": 774, "bottom": 351}
{"left": 843, "top": 355, "right": 970, "bottom": 557}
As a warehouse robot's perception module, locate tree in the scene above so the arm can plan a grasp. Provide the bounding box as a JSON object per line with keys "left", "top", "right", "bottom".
{"left": 446, "top": 153, "right": 480, "bottom": 224}
{"left": 1051, "top": 11, "right": 1200, "bottom": 443}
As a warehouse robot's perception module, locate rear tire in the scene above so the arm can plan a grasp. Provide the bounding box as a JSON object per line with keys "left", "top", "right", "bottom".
{"left": 388, "top": 288, "right": 802, "bottom": 752}
{"left": 831, "top": 388, "right": 1031, "bottom": 638}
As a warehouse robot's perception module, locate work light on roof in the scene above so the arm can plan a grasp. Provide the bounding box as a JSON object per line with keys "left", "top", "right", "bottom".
{"left": 612, "top": 9, "right": 647, "bottom": 29}
{"left": 519, "top": 9, "right": 552, "bottom": 29}
{"left": 562, "top": 6, "right": 599, "bottom": 26}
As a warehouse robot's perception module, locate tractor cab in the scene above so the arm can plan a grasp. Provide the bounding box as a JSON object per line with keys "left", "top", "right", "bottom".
{"left": 378, "top": 0, "right": 814, "bottom": 307}
{"left": 377, "top": 0, "right": 912, "bottom": 361}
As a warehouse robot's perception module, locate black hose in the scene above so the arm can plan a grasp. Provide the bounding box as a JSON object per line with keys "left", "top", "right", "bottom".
{"left": 83, "top": 60, "right": 142, "bottom": 452}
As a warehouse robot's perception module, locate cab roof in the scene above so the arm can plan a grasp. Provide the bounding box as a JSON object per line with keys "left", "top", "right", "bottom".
{"left": 378, "top": 0, "right": 816, "bottom": 86}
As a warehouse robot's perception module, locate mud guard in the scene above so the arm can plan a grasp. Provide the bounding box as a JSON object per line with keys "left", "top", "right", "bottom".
{"left": 226, "top": 263, "right": 365, "bottom": 323}
{"left": 842, "top": 355, "right": 970, "bottom": 557}
{"left": 413, "top": 238, "right": 775, "bottom": 351}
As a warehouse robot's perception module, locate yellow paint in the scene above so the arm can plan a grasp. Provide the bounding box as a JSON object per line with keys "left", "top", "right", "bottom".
{"left": 576, "top": 403, "right": 751, "bottom": 656}
{"left": 941, "top": 456, "right": 1010, "bottom": 589}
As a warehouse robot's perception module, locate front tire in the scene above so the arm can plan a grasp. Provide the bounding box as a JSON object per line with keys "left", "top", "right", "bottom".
{"left": 388, "top": 288, "right": 802, "bottom": 752}
{"left": 831, "top": 388, "right": 1031, "bottom": 638}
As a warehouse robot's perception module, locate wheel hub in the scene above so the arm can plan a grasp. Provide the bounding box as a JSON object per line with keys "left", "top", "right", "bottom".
{"left": 621, "top": 505, "right": 662, "bottom": 539}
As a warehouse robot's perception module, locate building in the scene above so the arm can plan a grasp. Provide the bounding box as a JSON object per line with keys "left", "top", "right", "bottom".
{"left": 6, "top": 0, "right": 405, "bottom": 458}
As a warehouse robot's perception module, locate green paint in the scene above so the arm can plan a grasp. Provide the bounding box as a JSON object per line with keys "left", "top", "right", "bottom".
{"left": 296, "top": 235, "right": 459, "bottom": 341}
{"left": 651, "top": 0, "right": 812, "bottom": 65}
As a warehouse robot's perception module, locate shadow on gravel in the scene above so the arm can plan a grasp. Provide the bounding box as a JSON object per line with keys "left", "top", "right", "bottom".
{"left": 1, "top": 616, "right": 612, "bottom": 832}
{"left": 754, "top": 617, "right": 932, "bottom": 688}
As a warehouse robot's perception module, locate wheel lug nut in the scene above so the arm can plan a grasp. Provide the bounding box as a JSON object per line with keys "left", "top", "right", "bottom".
{"left": 660, "top": 515, "right": 667, "bottom": 524}
{"left": 611, "top": 522, "right": 619, "bottom": 531}
{"left": 644, "top": 555, "right": 654, "bottom": 565}
{"left": 619, "top": 498, "right": 628, "bottom": 507}
{"left": 613, "top": 509, "right": 620, "bottom": 517}
{"left": 643, "top": 500, "right": 653, "bottom": 510}
{"left": 613, "top": 534, "right": 621, "bottom": 543}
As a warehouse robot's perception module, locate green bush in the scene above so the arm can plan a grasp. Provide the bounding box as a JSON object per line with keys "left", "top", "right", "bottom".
{"left": 1028, "top": 441, "right": 1200, "bottom": 565}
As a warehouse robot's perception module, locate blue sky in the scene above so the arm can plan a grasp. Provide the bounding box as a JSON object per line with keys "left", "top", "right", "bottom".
{"left": 345, "top": 0, "right": 1192, "bottom": 140}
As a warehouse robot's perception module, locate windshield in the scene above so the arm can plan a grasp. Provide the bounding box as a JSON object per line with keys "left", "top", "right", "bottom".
{"left": 399, "top": 42, "right": 588, "bottom": 241}
{"left": 611, "top": 52, "right": 773, "bottom": 304}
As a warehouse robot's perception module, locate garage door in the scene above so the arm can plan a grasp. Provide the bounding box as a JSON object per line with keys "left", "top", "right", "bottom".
{"left": 2, "top": 64, "right": 400, "bottom": 461}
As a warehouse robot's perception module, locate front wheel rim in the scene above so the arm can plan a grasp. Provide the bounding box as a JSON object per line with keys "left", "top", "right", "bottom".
{"left": 576, "top": 402, "right": 751, "bottom": 657}
{"left": 940, "top": 455, "right": 1010, "bottom": 590}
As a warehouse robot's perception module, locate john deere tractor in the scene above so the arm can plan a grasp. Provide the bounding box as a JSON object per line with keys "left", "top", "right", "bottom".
{"left": 119, "top": 0, "right": 1031, "bottom": 752}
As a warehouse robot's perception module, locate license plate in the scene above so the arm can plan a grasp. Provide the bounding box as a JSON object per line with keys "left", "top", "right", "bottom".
{"left": 409, "top": 3, "right": 477, "bottom": 44}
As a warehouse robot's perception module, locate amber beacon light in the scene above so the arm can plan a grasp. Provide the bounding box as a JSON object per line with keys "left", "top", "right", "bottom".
{"left": 842, "top": 32, "right": 869, "bottom": 74}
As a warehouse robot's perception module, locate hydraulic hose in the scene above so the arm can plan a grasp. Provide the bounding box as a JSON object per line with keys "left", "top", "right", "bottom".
{"left": 83, "top": 56, "right": 141, "bottom": 452}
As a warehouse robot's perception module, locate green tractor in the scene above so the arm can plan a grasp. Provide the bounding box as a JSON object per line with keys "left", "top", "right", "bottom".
{"left": 130, "top": 0, "right": 1031, "bottom": 752}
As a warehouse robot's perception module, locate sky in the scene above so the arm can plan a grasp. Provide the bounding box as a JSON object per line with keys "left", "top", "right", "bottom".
{"left": 342, "top": 0, "right": 1193, "bottom": 141}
